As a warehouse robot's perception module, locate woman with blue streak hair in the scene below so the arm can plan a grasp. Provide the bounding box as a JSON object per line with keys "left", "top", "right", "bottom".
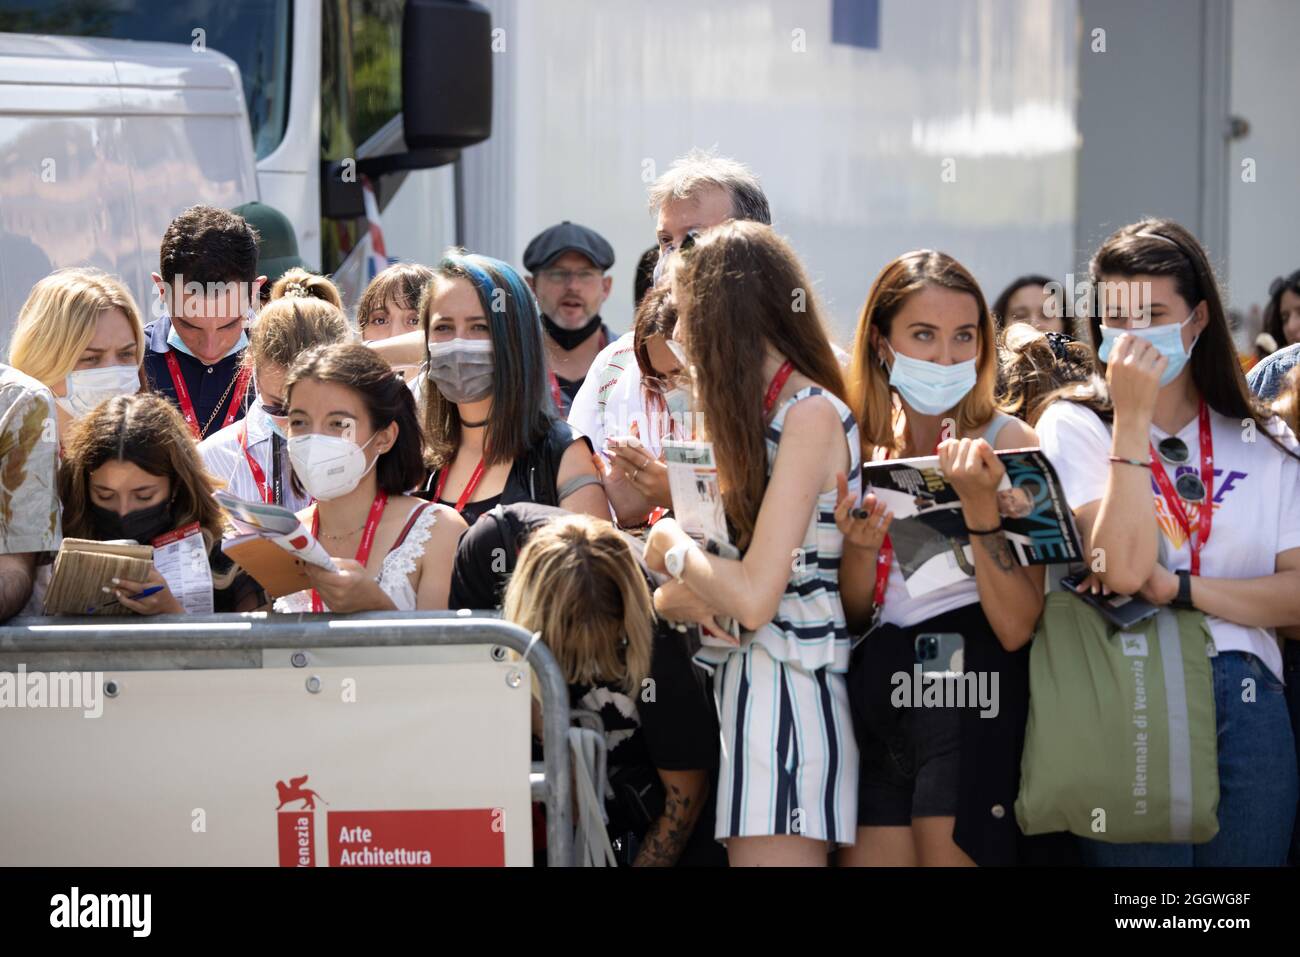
{"left": 416, "top": 250, "right": 609, "bottom": 526}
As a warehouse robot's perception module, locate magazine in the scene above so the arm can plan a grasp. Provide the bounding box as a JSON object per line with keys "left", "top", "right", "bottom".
{"left": 861, "top": 447, "right": 1082, "bottom": 599}
{"left": 213, "top": 491, "right": 338, "bottom": 575}
{"left": 660, "top": 439, "right": 741, "bottom": 647}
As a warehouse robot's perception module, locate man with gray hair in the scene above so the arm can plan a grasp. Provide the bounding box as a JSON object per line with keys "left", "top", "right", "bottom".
{"left": 569, "top": 148, "right": 772, "bottom": 526}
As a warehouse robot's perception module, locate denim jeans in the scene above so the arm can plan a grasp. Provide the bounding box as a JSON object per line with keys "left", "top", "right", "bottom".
{"left": 1079, "top": 651, "right": 1298, "bottom": 867}
{"left": 1285, "top": 640, "right": 1300, "bottom": 866}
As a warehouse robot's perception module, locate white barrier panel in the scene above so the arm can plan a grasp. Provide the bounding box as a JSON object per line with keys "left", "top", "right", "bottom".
{"left": 0, "top": 659, "right": 533, "bottom": 866}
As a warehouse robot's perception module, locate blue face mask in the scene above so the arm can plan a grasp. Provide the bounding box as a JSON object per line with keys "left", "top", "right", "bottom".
{"left": 165, "top": 310, "right": 252, "bottom": 362}
{"left": 882, "top": 344, "right": 978, "bottom": 416}
{"left": 1097, "top": 312, "right": 1199, "bottom": 386}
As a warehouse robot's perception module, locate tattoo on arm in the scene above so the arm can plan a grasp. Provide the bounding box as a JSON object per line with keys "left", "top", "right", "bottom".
{"left": 632, "top": 782, "right": 699, "bottom": 868}
{"left": 977, "top": 531, "right": 1017, "bottom": 574}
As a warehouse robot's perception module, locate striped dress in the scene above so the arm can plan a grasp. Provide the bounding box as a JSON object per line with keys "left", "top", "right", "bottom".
{"left": 699, "top": 386, "right": 861, "bottom": 844}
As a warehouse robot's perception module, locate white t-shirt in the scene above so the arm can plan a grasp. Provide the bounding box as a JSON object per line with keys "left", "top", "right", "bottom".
{"left": 1036, "top": 399, "right": 1300, "bottom": 682}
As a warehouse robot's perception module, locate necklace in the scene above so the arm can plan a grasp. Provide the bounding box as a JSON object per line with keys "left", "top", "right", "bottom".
{"left": 198, "top": 367, "right": 243, "bottom": 439}
{"left": 317, "top": 514, "right": 370, "bottom": 541}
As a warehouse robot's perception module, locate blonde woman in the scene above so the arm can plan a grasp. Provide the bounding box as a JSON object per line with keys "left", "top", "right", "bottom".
{"left": 200, "top": 294, "right": 351, "bottom": 510}
{"left": 7, "top": 268, "right": 145, "bottom": 441}
{"left": 503, "top": 514, "right": 719, "bottom": 867}
{"left": 838, "top": 250, "right": 1042, "bottom": 868}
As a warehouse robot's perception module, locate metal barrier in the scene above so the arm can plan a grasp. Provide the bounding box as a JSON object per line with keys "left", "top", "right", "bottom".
{"left": 0, "top": 610, "right": 573, "bottom": 867}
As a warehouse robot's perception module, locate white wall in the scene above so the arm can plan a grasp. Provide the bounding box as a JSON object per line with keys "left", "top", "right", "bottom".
{"left": 1227, "top": 0, "right": 1300, "bottom": 320}
{"left": 460, "top": 0, "right": 1080, "bottom": 343}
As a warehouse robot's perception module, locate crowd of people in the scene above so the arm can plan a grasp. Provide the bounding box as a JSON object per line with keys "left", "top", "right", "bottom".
{"left": 1, "top": 149, "right": 1299, "bottom": 869}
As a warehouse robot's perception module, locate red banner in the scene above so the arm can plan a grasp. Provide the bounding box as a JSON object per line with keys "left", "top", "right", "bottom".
{"left": 327, "top": 810, "right": 504, "bottom": 867}
{"left": 277, "top": 812, "right": 316, "bottom": 867}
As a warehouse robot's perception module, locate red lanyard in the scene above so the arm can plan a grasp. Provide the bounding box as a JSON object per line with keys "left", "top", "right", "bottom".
{"left": 165, "top": 350, "right": 251, "bottom": 439}
{"left": 871, "top": 433, "right": 944, "bottom": 612}
{"left": 309, "top": 491, "right": 388, "bottom": 612}
{"left": 764, "top": 361, "right": 794, "bottom": 415}
{"left": 548, "top": 371, "right": 566, "bottom": 412}
{"left": 239, "top": 421, "right": 271, "bottom": 504}
{"left": 1149, "top": 400, "right": 1214, "bottom": 576}
{"left": 547, "top": 329, "right": 608, "bottom": 413}
{"left": 435, "top": 458, "right": 487, "bottom": 513}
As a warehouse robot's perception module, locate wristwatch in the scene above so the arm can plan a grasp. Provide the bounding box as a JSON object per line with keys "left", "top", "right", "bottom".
{"left": 665, "top": 541, "right": 695, "bottom": 583}
{"left": 1171, "top": 570, "right": 1194, "bottom": 610}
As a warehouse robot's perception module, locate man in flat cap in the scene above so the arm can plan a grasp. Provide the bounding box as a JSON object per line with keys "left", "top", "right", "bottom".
{"left": 523, "top": 221, "right": 615, "bottom": 417}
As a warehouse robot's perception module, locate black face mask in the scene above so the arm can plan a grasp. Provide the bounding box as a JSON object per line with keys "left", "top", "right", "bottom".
{"left": 542, "top": 312, "right": 603, "bottom": 351}
{"left": 90, "top": 499, "right": 175, "bottom": 544}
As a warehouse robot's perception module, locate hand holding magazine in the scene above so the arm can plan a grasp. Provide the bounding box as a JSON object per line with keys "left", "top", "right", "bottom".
{"left": 861, "top": 447, "right": 1082, "bottom": 600}
{"left": 214, "top": 491, "right": 338, "bottom": 597}
{"left": 660, "top": 439, "right": 742, "bottom": 647}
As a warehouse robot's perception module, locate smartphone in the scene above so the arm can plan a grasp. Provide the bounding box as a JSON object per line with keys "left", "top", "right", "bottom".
{"left": 916, "top": 633, "right": 964, "bottom": 675}
{"left": 1060, "top": 573, "right": 1160, "bottom": 630}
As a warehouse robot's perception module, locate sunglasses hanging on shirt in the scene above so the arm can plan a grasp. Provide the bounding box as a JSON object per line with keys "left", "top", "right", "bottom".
{"left": 1153, "top": 436, "right": 1206, "bottom": 503}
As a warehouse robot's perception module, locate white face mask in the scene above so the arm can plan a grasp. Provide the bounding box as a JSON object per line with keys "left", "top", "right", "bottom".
{"left": 55, "top": 364, "right": 140, "bottom": 418}
{"left": 288, "top": 432, "right": 379, "bottom": 502}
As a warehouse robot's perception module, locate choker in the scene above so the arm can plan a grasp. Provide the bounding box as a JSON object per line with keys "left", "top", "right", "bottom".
{"left": 459, "top": 416, "right": 488, "bottom": 428}
{"left": 543, "top": 312, "right": 603, "bottom": 351}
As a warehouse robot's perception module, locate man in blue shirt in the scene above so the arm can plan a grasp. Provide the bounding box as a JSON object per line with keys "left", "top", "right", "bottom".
{"left": 144, "top": 206, "right": 265, "bottom": 440}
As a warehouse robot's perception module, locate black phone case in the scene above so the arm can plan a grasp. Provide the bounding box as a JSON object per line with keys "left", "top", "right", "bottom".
{"left": 1059, "top": 574, "right": 1160, "bottom": 630}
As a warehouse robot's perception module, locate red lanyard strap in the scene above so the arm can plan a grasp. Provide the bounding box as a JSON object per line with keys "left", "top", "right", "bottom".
{"left": 239, "top": 421, "right": 271, "bottom": 504}
{"left": 870, "top": 435, "right": 944, "bottom": 612}
{"left": 165, "top": 350, "right": 251, "bottom": 439}
{"left": 764, "top": 361, "right": 794, "bottom": 417}
{"left": 309, "top": 491, "right": 388, "bottom": 612}
{"left": 1148, "top": 400, "right": 1213, "bottom": 576}
{"left": 434, "top": 458, "right": 486, "bottom": 513}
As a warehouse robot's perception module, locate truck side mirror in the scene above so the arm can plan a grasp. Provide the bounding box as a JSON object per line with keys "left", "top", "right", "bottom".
{"left": 402, "top": 0, "right": 493, "bottom": 150}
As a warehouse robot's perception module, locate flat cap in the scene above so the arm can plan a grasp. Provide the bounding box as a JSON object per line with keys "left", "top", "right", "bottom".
{"left": 522, "top": 220, "right": 614, "bottom": 273}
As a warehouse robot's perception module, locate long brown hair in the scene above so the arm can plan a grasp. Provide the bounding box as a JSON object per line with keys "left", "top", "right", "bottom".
{"left": 502, "top": 514, "right": 654, "bottom": 694}
{"left": 59, "top": 394, "right": 224, "bottom": 543}
{"left": 849, "top": 250, "right": 998, "bottom": 455}
{"left": 1043, "top": 218, "right": 1297, "bottom": 458}
{"left": 674, "top": 220, "right": 845, "bottom": 549}
{"left": 996, "top": 325, "right": 1094, "bottom": 426}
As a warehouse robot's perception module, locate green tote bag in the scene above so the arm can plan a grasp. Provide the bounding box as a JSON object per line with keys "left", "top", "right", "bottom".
{"left": 1015, "top": 592, "right": 1219, "bottom": 844}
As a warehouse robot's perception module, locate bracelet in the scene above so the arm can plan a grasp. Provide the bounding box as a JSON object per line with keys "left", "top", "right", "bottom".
{"left": 1108, "top": 455, "right": 1151, "bottom": 469}
{"left": 964, "top": 520, "right": 1003, "bottom": 535}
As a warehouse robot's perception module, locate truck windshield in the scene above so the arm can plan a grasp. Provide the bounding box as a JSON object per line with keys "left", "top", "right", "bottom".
{"left": 0, "top": 0, "right": 291, "bottom": 159}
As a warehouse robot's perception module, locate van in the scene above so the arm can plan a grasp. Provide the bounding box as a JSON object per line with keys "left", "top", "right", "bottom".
{"left": 0, "top": 32, "right": 259, "bottom": 343}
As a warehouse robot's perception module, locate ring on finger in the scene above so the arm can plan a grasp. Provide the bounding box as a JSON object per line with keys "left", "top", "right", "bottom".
{"left": 632, "top": 466, "right": 642, "bottom": 483}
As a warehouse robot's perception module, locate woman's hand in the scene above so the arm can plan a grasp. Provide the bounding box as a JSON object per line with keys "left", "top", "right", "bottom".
{"left": 1136, "top": 564, "right": 1179, "bottom": 606}
{"left": 1106, "top": 332, "right": 1166, "bottom": 426}
{"left": 644, "top": 517, "right": 691, "bottom": 575}
{"left": 304, "top": 559, "right": 395, "bottom": 613}
{"left": 939, "top": 437, "right": 1005, "bottom": 516}
{"left": 606, "top": 436, "right": 672, "bottom": 509}
{"left": 833, "top": 473, "right": 892, "bottom": 551}
{"left": 109, "top": 566, "right": 184, "bottom": 616}
{"left": 653, "top": 579, "right": 727, "bottom": 634}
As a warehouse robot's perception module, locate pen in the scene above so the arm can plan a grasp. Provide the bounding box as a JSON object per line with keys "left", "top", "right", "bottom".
{"left": 85, "top": 584, "right": 165, "bottom": 614}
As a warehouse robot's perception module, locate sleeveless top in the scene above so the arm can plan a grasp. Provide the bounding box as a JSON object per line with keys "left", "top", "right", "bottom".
{"left": 419, "top": 418, "right": 595, "bottom": 526}
{"left": 695, "top": 387, "right": 862, "bottom": 675}
{"left": 272, "top": 501, "right": 442, "bottom": 613}
{"left": 878, "top": 411, "right": 1018, "bottom": 629}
